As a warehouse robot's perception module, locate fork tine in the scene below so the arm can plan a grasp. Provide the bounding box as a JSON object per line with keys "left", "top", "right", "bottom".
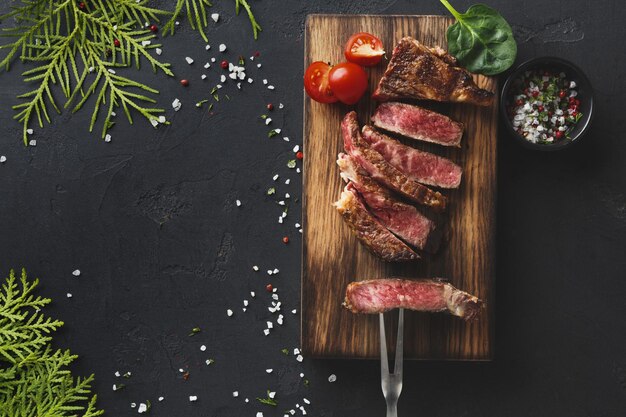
{"left": 379, "top": 313, "right": 389, "bottom": 375}
{"left": 394, "top": 308, "right": 404, "bottom": 375}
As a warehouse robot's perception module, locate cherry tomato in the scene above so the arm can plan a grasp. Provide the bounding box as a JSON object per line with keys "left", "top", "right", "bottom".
{"left": 304, "top": 61, "right": 337, "bottom": 104}
{"left": 328, "top": 62, "right": 368, "bottom": 105}
{"left": 344, "top": 32, "right": 385, "bottom": 66}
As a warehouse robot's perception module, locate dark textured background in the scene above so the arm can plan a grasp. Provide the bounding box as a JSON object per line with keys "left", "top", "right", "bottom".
{"left": 1, "top": 0, "right": 625, "bottom": 415}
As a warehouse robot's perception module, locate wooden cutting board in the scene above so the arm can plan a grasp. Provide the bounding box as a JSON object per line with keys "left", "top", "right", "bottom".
{"left": 301, "top": 15, "right": 497, "bottom": 360}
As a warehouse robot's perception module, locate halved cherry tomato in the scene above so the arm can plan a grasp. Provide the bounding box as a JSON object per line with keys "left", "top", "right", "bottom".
{"left": 304, "top": 61, "right": 337, "bottom": 103}
{"left": 328, "top": 62, "right": 368, "bottom": 105}
{"left": 344, "top": 32, "right": 385, "bottom": 67}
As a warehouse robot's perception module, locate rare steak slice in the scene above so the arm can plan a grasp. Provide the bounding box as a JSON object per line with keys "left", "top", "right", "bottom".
{"left": 334, "top": 184, "right": 420, "bottom": 262}
{"left": 342, "top": 111, "right": 447, "bottom": 212}
{"left": 371, "top": 102, "right": 464, "bottom": 147}
{"left": 343, "top": 278, "right": 483, "bottom": 320}
{"left": 361, "top": 125, "right": 462, "bottom": 189}
{"left": 372, "top": 37, "right": 494, "bottom": 106}
{"left": 337, "top": 153, "right": 441, "bottom": 253}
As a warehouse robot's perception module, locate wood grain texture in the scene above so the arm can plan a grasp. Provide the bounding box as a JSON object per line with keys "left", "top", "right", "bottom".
{"left": 301, "top": 15, "right": 497, "bottom": 360}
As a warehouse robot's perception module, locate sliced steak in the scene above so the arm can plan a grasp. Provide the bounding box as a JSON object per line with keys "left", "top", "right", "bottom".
{"left": 343, "top": 278, "right": 483, "bottom": 320}
{"left": 337, "top": 153, "right": 441, "bottom": 253}
{"left": 361, "top": 126, "right": 462, "bottom": 189}
{"left": 342, "top": 112, "right": 447, "bottom": 212}
{"left": 334, "top": 184, "right": 420, "bottom": 262}
{"left": 372, "top": 37, "right": 494, "bottom": 106}
{"left": 371, "top": 102, "right": 464, "bottom": 147}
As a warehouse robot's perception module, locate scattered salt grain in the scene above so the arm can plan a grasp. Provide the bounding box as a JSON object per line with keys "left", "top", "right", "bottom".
{"left": 292, "top": 309, "right": 297, "bottom": 314}
{"left": 268, "top": 85, "right": 275, "bottom": 90}
{"left": 219, "top": 44, "right": 227, "bottom": 52}
{"left": 141, "top": 40, "right": 151, "bottom": 46}
{"left": 115, "top": 371, "right": 121, "bottom": 377}
{"left": 303, "top": 398, "right": 310, "bottom": 405}
{"left": 172, "top": 98, "right": 182, "bottom": 111}
{"left": 265, "top": 118, "right": 272, "bottom": 125}
{"left": 204, "top": 62, "right": 210, "bottom": 69}
{"left": 277, "top": 315, "right": 283, "bottom": 325}
{"left": 266, "top": 369, "right": 273, "bottom": 373}
{"left": 232, "top": 391, "right": 239, "bottom": 397}
{"left": 189, "top": 395, "right": 197, "bottom": 402}
{"left": 328, "top": 374, "right": 337, "bottom": 382}
{"left": 138, "top": 403, "right": 148, "bottom": 413}
{"left": 201, "top": 74, "right": 207, "bottom": 80}
{"left": 221, "top": 74, "right": 227, "bottom": 82}
{"left": 158, "top": 115, "right": 166, "bottom": 123}
{"left": 211, "top": 13, "right": 220, "bottom": 22}
{"left": 285, "top": 193, "right": 290, "bottom": 199}
{"left": 108, "top": 69, "right": 116, "bottom": 74}
{"left": 131, "top": 403, "right": 136, "bottom": 408}
{"left": 0, "top": 156, "right": 6, "bottom": 163}
{"left": 279, "top": 103, "right": 284, "bottom": 109}
{"left": 248, "top": 78, "right": 253, "bottom": 83}
{"left": 293, "top": 348, "right": 300, "bottom": 355}
{"left": 285, "top": 179, "right": 291, "bottom": 185}
{"left": 273, "top": 268, "right": 279, "bottom": 274}
{"left": 72, "top": 269, "right": 81, "bottom": 276}
{"left": 243, "top": 300, "right": 249, "bottom": 306}
{"left": 227, "top": 309, "right": 233, "bottom": 316}
{"left": 300, "top": 373, "right": 305, "bottom": 378}
{"left": 66, "top": 293, "right": 72, "bottom": 298}
{"left": 257, "top": 63, "right": 262, "bottom": 68}
{"left": 205, "top": 44, "right": 211, "bottom": 50}
{"left": 263, "top": 79, "right": 268, "bottom": 85}
{"left": 251, "top": 291, "right": 256, "bottom": 297}
{"left": 295, "top": 223, "right": 300, "bottom": 228}
{"left": 293, "top": 145, "right": 300, "bottom": 152}
{"left": 264, "top": 329, "right": 270, "bottom": 336}
{"left": 236, "top": 199, "right": 242, "bottom": 207}
{"left": 273, "top": 174, "right": 279, "bottom": 181}
{"left": 158, "top": 397, "right": 164, "bottom": 402}
{"left": 105, "top": 134, "right": 112, "bottom": 142}
{"left": 267, "top": 270, "right": 273, "bottom": 275}
{"left": 257, "top": 413, "right": 264, "bottom": 417}
{"left": 155, "top": 48, "right": 162, "bottom": 55}
{"left": 211, "top": 57, "right": 216, "bottom": 62}
{"left": 253, "top": 265, "right": 259, "bottom": 271}
{"left": 267, "top": 321, "right": 273, "bottom": 329}
{"left": 29, "top": 140, "right": 37, "bottom": 147}
{"left": 185, "top": 56, "right": 194, "bottom": 64}
{"left": 283, "top": 137, "right": 290, "bottom": 142}
{"left": 200, "top": 345, "right": 206, "bottom": 351}
{"left": 150, "top": 119, "right": 159, "bottom": 127}
{"left": 269, "top": 391, "right": 276, "bottom": 399}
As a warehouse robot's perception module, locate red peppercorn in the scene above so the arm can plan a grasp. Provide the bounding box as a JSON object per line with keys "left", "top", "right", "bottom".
{"left": 515, "top": 99, "right": 523, "bottom": 106}
{"left": 267, "top": 103, "right": 274, "bottom": 111}
{"left": 575, "top": 99, "right": 580, "bottom": 106}
{"left": 569, "top": 96, "right": 576, "bottom": 103}
{"left": 180, "top": 79, "right": 189, "bottom": 87}
{"left": 254, "top": 51, "right": 260, "bottom": 57}
{"left": 78, "top": 1, "right": 86, "bottom": 9}
{"left": 220, "top": 60, "right": 228, "bottom": 69}
{"left": 295, "top": 151, "right": 303, "bottom": 160}
{"left": 537, "top": 105, "right": 544, "bottom": 112}
{"left": 558, "top": 90, "right": 567, "bottom": 99}
{"left": 571, "top": 111, "right": 578, "bottom": 118}
{"left": 113, "top": 39, "right": 120, "bottom": 47}
{"left": 150, "top": 24, "right": 158, "bottom": 33}
{"left": 266, "top": 284, "right": 273, "bottom": 292}
{"left": 532, "top": 91, "right": 539, "bottom": 98}
{"left": 282, "top": 236, "right": 289, "bottom": 244}
{"left": 555, "top": 131, "right": 563, "bottom": 139}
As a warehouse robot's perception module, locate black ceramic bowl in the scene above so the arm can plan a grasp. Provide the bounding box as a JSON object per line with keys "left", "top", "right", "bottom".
{"left": 500, "top": 57, "right": 593, "bottom": 151}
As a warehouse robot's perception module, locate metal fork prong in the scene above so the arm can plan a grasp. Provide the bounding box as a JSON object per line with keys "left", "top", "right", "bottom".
{"left": 379, "top": 313, "right": 389, "bottom": 375}
{"left": 394, "top": 308, "right": 404, "bottom": 375}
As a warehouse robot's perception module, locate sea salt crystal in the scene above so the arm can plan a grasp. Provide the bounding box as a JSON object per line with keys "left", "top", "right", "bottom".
{"left": 293, "top": 145, "right": 300, "bottom": 152}
{"left": 264, "top": 329, "right": 270, "bottom": 336}
{"left": 292, "top": 309, "right": 297, "bottom": 314}
{"left": 273, "top": 174, "right": 279, "bottom": 181}
{"left": 229, "top": 72, "right": 237, "bottom": 80}
{"left": 253, "top": 265, "right": 259, "bottom": 271}
{"left": 158, "top": 397, "right": 164, "bottom": 402}
{"left": 267, "top": 321, "right": 273, "bottom": 329}
{"left": 233, "top": 391, "right": 239, "bottom": 397}
{"left": 285, "top": 179, "right": 291, "bottom": 185}
{"left": 185, "top": 57, "right": 194, "bottom": 64}
{"left": 72, "top": 269, "right": 81, "bottom": 276}
{"left": 227, "top": 309, "right": 233, "bottom": 317}
{"left": 269, "top": 392, "right": 276, "bottom": 399}
{"left": 257, "top": 413, "right": 264, "bottom": 417}
{"left": 66, "top": 293, "right": 72, "bottom": 298}
{"left": 303, "top": 398, "right": 310, "bottom": 405}
{"left": 266, "top": 369, "right": 273, "bottom": 373}
{"left": 158, "top": 116, "right": 166, "bottom": 123}
{"left": 105, "top": 134, "right": 112, "bottom": 142}
{"left": 172, "top": 98, "right": 182, "bottom": 111}
{"left": 251, "top": 291, "right": 256, "bottom": 297}
{"left": 150, "top": 119, "right": 159, "bottom": 127}
{"left": 200, "top": 345, "right": 206, "bottom": 351}
{"left": 138, "top": 403, "right": 148, "bottom": 413}
{"left": 189, "top": 395, "right": 197, "bottom": 402}
{"left": 29, "top": 140, "right": 37, "bottom": 147}
{"left": 221, "top": 74, "right": 227, "bottom": 82}
{"left": 204, "top": 62, "right": 210, "bottom": 69}
{"left": 201, "top": 74, "right": 207, "bottom": 80}
{"left": 236, "top": 199, "right": 242, "bottom": 207}
{"left": 141, "top": 40, "right": 151, "bottom": 46}
{"left": 265, "top": 118, "right": 272, "bottom": 125}
{"left": 205, "top": 44, "right": 211, "bottom": 50}
{"left": 219, "top": 44, "right": 226, "bottom": 52}
{"left": 211, "top": 13, "right": 220, "bottom": 22}
{"left": 155, "top": 48, "right": 162, "bottom": 55}
{"left": 328, "top": 374, "right": 337, "bottom": 382}
{"left": 211, "top": 57, "right": 216, "bottom": 63}
{"left": 268, "top": 85, "right": 275, "bottom": 90}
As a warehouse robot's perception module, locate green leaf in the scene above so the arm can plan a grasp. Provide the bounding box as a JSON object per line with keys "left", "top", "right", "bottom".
{"left": 440, "top": 0, "right": 517, "bottom": 75}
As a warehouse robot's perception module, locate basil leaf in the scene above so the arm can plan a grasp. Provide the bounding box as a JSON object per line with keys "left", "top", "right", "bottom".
{"left": 440, "top": 1, "right": 517, "bottom": 75}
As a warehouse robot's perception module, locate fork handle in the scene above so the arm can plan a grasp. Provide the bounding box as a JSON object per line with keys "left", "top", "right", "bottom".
{"left": 386, "top": 402, "right": 398, "bottom": 417}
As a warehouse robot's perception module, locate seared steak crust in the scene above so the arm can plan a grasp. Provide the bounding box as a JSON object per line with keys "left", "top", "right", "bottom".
{"left": 362, "top": 126, "right": 462, "bottom": 189}
{"left": 342, "top": 112, "right": 447, "bottom": 212}
{"left": 372, "top": 37, "right": 494, "bottom": 106}
{"left": 337, "top": 153, "right": 441, "bottom": 253}
{"left": 343, "top": 278, "right": 483, "bottom": 321}
{"left": 334, "top": 185, "right": 420, "bottom": 262}
{"left": 371, "top": 102, "right": 464, "bottom": 147}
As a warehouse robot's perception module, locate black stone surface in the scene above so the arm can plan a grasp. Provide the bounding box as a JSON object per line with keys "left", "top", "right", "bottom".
{"left": 1, "top": 1, "right": 625, "bottom": 415}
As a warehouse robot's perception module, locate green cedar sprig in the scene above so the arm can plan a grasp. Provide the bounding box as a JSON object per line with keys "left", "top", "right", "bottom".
{"left": 0, "top": 0, "right": 261, "bottom": 145}
{"left": 0, "top": 269, "right": 103, "bottom": 417}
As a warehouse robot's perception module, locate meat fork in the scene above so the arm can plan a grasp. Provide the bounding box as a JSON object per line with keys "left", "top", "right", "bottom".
{"left": 379, "top": 308, "right": 404, "bottom": 417}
